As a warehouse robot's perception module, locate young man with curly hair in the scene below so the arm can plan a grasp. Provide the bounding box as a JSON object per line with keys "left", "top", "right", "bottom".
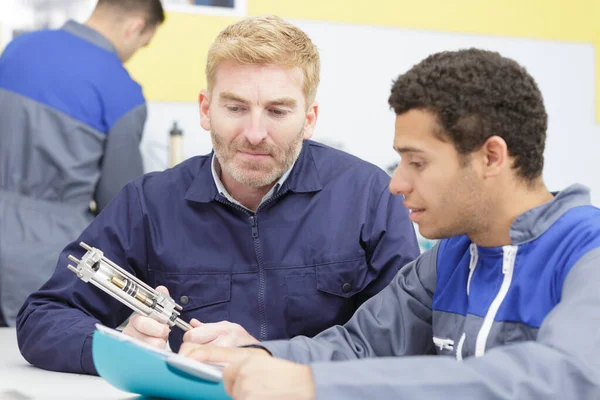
{"left": 180, "top": 48, "right": 600, "bottom": 400}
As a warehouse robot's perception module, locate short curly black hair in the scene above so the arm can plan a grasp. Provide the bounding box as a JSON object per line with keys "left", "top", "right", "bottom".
{"left": 388, "top": 48, "right": 548, "bottom": 182}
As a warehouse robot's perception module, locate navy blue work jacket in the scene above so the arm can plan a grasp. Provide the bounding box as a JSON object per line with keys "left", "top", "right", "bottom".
{"left": 17, "top": 141, "right": 419, "bottom": 374}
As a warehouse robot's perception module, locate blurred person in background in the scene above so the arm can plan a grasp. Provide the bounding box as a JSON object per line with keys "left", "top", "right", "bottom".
{"left": 0, "top": 0, "right": 164, "bottom": 327}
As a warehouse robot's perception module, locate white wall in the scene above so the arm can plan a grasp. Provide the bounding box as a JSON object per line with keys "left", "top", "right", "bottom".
{"left": 143, "top": 19, "right": 600, "bottom": 205}
{"left": 0, "top": 0, "right": 94, "bottom": 34}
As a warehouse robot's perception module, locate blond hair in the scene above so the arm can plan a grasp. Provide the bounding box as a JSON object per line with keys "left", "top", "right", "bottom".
{"left": 206, "top": 15, "right": 320, "bottom": 106}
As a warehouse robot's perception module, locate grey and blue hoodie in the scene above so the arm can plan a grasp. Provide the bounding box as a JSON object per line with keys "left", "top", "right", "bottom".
{"left": 261, "top": 184, "right": 600, "bottom": 399}
{"left": 0, "top": 21, "right": 146, "bottom": 325}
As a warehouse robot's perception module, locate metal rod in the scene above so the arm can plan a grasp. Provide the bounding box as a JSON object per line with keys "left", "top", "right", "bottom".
{"left": 67, "top": 255, "right": 81, "bottom": 264}
{"left": 173, "top": 318, "right": 192, "bottom": 332}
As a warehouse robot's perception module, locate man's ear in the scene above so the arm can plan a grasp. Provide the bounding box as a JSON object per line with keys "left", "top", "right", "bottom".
{"left": 124, "top": 15, "right": 146, "bottom": 39}
{"left": 479, "top": 135, "right": 509, "bottom": 178}
{"left": 199, "top": 90, "right": 211, "bottom": 131}
{"left": 302, "top": 101, "right": 318, "bottom": 140}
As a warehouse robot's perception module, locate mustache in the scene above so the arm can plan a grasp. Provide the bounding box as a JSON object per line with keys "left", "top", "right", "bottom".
{"left": 232, "top": 140, "right": 274, "bottom": 154}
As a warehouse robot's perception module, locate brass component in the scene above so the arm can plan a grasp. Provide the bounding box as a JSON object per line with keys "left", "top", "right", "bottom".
{"left": 110, "top": 276, "right": 152, "bottom": 306}
{"left": 111, "top": 276, "right": 126, "bottom": 289}
{"left": 135, "top": 291, "right": 149, "bottom": 304}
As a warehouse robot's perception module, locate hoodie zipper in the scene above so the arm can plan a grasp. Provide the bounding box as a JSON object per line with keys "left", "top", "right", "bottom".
{"left": 466, "top": 243, "right": 478, "bottom": 295}
{"left": 456, "top": 244, "right": 479, "bottom": 360}
{"left": 474, "top": 245, "right": 518, "bottom": 357}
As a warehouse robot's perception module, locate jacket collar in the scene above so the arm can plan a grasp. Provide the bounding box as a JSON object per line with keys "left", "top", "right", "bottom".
{"left": 509, "top": 183, "right": 591, "bottom": 244}
{"left": 62, "top": 20, "right": 117, "bottom": 54}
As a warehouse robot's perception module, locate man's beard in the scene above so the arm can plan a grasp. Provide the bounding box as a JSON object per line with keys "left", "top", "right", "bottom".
{"left": 211, "top": 128, "right": 304, "bottom": 188}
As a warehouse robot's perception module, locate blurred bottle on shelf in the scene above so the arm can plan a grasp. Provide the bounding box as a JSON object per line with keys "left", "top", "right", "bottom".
{"left": 169, "top": 121, "right": 184, "bottom": 168}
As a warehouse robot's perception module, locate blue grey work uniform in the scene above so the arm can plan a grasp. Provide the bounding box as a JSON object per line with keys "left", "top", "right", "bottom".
{"left": 259, "top": 184, "right": 600, "bottom": 399}
{"left": 0, "top": 21, "right": 147, "bottom": 326}
{"left": 17, "top": 141, "right": 420, "bottom": 375}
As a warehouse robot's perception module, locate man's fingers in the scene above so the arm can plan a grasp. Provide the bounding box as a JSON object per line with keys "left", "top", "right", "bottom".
{"left": 123, "top": 320, "right": 168, "bottom": 349}
{"left": 183, "top": 324, "right": 222, "bottom": 344}
{"left": 131, "top": 314, "right": 170, "bottom": 338}
{"left": 223, "top": 359, "right": 246, "bottom": 396}
{"left": 179, "top": 344, "right": 251, "bottom": 365}
{"left": 190, "top": 318, "right": 203, "bottom": 328}
{"left": 140, "top": 336, "right": 168, "bottom": 349}
{"left": 155, "top": 285, "right": 170, "bottom": 296}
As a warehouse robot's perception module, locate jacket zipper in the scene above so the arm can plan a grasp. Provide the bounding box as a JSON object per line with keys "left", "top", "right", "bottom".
{"left": 456, "top": 332, "right": 466, "bottom": 361}
{"left": 456, "top": 244, "right": 478, "bottom": 360}
{"left": 474, "top": 245, "right": 518, "bottom": 357}
{"left": 215, "top": 198, "right": 270, "bottom": 339}
{"left": 466, "top": 243, "right": 478, "bottom": 295}
{"left": 216, "top": 189, "right": 288, "bottom": 341}
{"left": 248, "top": 214, "right": 267, "bottom": 340}
{"left": 252, "top": 190, "right": 287, "bottom": 340}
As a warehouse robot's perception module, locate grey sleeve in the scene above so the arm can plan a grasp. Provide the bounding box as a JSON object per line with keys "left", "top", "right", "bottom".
{"left": 94, "top": 104, "right": 146, "bottom": 211}
{"left": 306, "top": 247, "right": 600, "bottom": 399}
{"left": 260, "top": 244, "right": 438, "bottom": 363}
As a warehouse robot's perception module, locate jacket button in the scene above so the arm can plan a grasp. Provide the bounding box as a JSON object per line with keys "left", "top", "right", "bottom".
{"left": 180, "top": 295, "right": 189, "bottom": 305}
{"left": 342, "top": 283, "right": 352, "bottom": 293}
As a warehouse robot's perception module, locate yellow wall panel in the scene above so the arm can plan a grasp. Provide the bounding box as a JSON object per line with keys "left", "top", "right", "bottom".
{"left": 250, "top": 0, "right": 600, "bottom": 119}
{"left": 126, "top": 13, "right": 238, "bottom": 102}
{"left": 250, "top": 0, "right": 598, "bottom": 42}
{"left": 125, "top": 1, "right": 600, "bottom": 119}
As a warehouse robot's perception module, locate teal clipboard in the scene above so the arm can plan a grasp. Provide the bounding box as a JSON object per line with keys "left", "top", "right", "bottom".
{"left": 92, "top": 325, "right": 231, "bottom": 400}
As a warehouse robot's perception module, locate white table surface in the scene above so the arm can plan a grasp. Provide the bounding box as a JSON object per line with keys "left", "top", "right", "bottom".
{"left": 0, "top": 328, "right": 138, "bottom": 400}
